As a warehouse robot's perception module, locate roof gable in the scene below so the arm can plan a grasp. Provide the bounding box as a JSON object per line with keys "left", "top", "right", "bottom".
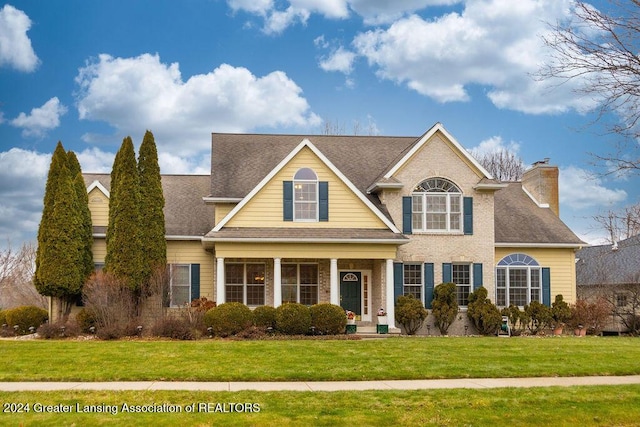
{"left": 213, "top": 139, "right": 401, "bottom": 233}
{"left": 383, "top": 123, "right": 493, "bottom": 181}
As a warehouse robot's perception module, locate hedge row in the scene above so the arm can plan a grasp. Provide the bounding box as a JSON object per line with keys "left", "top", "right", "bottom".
{"left": 0, "top": 306, "right": 49, "bottom": 335}
{"left": 204, "top": 302, "right": 347, "bottom": 337}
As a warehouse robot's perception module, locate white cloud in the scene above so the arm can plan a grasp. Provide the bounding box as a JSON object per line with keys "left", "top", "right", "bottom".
{"left": 351, "top": 0, "right": 596, "bottom": 114}
{"left": 349, "top": 0, "right": 460, "bottom": 25}
{"left": 0, "top": 4, "right": 39, "bottom": 72}
{"left": 75, "top": 53, "right": 320, "bottom": 157}
{"left": 559, "top": 166, "right": 627, "bottom": 210}
{"left": 468, "top": 135, "right": 520, "bottom": 157}
{"left": 75, "top": 147, "right": 115, "bottom": 173}
{"left": 0, "top": 148, "right": 50, "bottom": 245}
{"left": 10, "top": 97, "right": 68, "bottom": 138}
{"left": 319, "top": 46, "right": 356, "bottom": 73}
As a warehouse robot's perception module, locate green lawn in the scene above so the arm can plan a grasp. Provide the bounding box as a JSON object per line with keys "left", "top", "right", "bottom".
{"left": 2, "top": 386, "right": 640, "bottom": 426}
{"left": 1, "top": 336, "right": 639, "bottom": 381}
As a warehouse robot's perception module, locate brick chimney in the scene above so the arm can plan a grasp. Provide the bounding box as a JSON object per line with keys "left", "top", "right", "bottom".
{"left": 522, "top": 158, "right": 559, "bottom": 216}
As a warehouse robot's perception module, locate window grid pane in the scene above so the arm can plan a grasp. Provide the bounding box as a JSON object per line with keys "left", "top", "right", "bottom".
{"left": 299, "top": 264, "right": 318, "bottom": 285}
{"left": 246, "top": 285, "right": 265, "bottom": 306}
{"left": 282, "top": 285, "right": 297, "bottom": 304}
{"left": 300, "top": 285, "right": 318, "bottom": 306}
{"left": 226, "top": 285, "right": 243, "bottom": 303}
{"left": 453, "top": 264, "right": 470, "bottom": 307}
{"left": 171, "top": 285, "right": 190, "bottom": 307}
{"left": 246, "top": 264, "right": 265, "bottom": 284}
{"left": 226, "top": 264, "right": 244, "bottom": 284}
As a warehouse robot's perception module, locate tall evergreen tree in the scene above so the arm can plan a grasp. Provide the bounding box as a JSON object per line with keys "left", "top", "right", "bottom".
{"left": 67, "top": 151, "right": 94, "bottom": 282}
{"left": 105, "top": 136, "right": 144, "bottom": 293}
{"left": 35, "top": 142, "right": 90, "bottom": 321}
{"left": 137, "top": 130, "right": 166, "bottom": 286}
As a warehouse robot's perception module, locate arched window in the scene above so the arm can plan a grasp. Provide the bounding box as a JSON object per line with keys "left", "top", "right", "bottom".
{"left": 496, "top": 254, "right": 541, "bottom": 307}
{"left": 293, "top": 168, "right": 318, "bottom": 221}
{"left": 411, "top": 178, "right": 462, "bottom": 231}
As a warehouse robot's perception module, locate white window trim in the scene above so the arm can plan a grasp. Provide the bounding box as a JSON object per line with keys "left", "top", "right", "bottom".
{"left": 411, "top": 178, "right": 463, "bottom": 233}
{"left": 452, "top": 263, "right": 472, "bottom": 308}
{"left": 403, "top": 263, "right": 423, "bottom": 303}
{"left": 293, "top": 168, "right": 319, "bottom": 222}
{"left": 169, "top": 264, "right": 191, "bottom": 308}
{"left": 225, "top": 262, "right": 266, "bottom": 306}
{"left": 281, "top": 263, "right": 319, "bottom": 305}
{"left": 496, "top": 265, "right": 542, "bottom": 307}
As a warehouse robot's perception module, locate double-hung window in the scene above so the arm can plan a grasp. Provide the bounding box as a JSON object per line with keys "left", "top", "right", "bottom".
{"left": 496, "top": 254, "right": 541, "bottom": 307}
{"left": 412, "top": 178, "right": 462, "bottom": 232}
{"left": 282, "top": 263, "right": 318, "bottom": 305}
{"left": 294, "top": 168, "right": 318, "bottom": 221}
{"left": 169, "top": 264, "right": 191, "bottom": 308}
{"left": 403, "top": 263, "right": 423, "bottom": 301}
{"left": 452, "top": 264, "right": 471, "bottom": 307}
{"left": 225, "top": 263, "right": 266, "bottom": 306}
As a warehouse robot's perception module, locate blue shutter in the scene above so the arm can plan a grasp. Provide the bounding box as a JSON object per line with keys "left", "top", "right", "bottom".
{"left": 424, "top": 263, "right": 435, "bottom": 309}
{"left": 473, "top": 263, "right": 483, "bottom": 291}
{"left": 283, "top": 181, "right": 293, "bottom": 221}
{"left": 442, "top": 263, "right": 452, "bottom": 283}
{"left": 542, "top": 267, "right": 551, "bottom": 307}
{"left": 402, "top": 196, "right": 412, "bottom": 234}
{"left": 319, "top": 181, "right": 328, "bottom": 221}
{"left": 191, "top": 264, "right": 200, "bottom": 300}
{"left": 463, "top": 197, "right": 473, "bottom": 235}
{"left": 393, "top": 262, "right": 403, "bottom": 303}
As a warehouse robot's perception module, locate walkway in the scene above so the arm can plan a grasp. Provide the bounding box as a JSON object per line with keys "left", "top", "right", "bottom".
{"left": 2, "top": 375, "right": 640, "bottom": 392}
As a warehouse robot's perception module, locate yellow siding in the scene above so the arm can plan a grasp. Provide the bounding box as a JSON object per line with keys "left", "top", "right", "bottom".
{"left": 88, "top": 188, "right": 109, "bottom": 227}
{"left": 167, "top": 241, "right": 215, "bottom": 300}
{"left": 215, "top": 242, "right": 397, "bottom": 259}
{"left": 214, "top": 203, "right": 235, "bottom": 226}
{"left": 226, "top": 146, "right": 387, "bottom": 229}
{"left": 495, "top": 247, "right": 577, "bottom": 304}
{"left": 92, "top": 238, "right": 106, "bottom": 262}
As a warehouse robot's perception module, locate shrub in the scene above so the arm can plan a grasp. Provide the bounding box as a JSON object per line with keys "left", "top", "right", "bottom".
{"left": 204, "top": 302, "right": 253, "bottom": 337}
{"left": 551, "top": 294, "right": 571, "bottom": 329}
{"left": 467, "top": 287, "right": 501, "bottom": 335}
{"left": 0, "top": 309, "right": 6, "bottom": 326}
{"left": 151, "top": 317, "right": 194, "bottom": 340}
{"left": 96, "top": 325, "right": 124, "bottom": 340}
{"left": 524, "top": 301, "right": 552, "bottom": 334}
{"left": 253, "top": 305, "right": 277, "bottom": 329}
{"left": 82, "top": 271, "right": 136, "bottom": 331}
{"left": 75, "top": 308, "right": 97, "bottom": 333}
{"left": 431, "top": 283, "right": 458, "bottom": 335}
{"left": 395, "top": 295, "right": 428, "bottom": 335}
{"left": 37, "top": 322, "right": 80, "bottom": 339}
{"left": 275, "top": 303, "right": 311, "bottom": 335}
{"left": 5, "top": 305, "right": 48, "bottom": 335}
{"left": 310, "top": 303, "right": 347, "bottom": 335}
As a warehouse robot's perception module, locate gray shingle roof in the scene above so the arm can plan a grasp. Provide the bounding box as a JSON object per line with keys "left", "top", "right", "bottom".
{"left": 204, "top": 227, "right": 409, "bottom": 242}
{"left": 576, "top": 235, "right": 640, "bottom": 286}
{"left": 83, "top": 173, "right": 214, "bottom": 237}
{"left": 494, "top": 182, "right": 584, "bottom": 246}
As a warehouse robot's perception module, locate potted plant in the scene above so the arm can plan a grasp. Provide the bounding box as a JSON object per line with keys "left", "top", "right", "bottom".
{"left": 569, "top": 299, "right": 590, "bottom": 336}
{"left": 346, "top": 310, "right": 356, "bottom": 325}
{"left": 377, "top": 307, "right": 388, "bottom": 324}
{"left": 551, "top": 295, "right": 571, "bottom": 335}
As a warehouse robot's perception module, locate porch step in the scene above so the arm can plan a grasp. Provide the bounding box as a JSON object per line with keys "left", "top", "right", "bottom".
{"left": 353, "top": 325, "right": 401, "bottom": 337}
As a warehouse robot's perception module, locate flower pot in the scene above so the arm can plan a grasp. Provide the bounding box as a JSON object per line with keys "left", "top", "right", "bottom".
{"left": 377, "top": 315, "right": 388, "bottom": 325}
{"left": 553, "top": 326, "right": 563, "bottom": 335}
{"left": 574, "top": 327, "right": 586, "bottom": 337}
{"left": 347, "top": 318, "right": 356, "bottom": 325}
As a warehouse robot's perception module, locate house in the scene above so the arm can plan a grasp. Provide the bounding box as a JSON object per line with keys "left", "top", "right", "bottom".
{"left": 82, "top": 123, "right": 584, "bottom": 334}
{"left": 576, "top": 235, "right": 640, "bottom": 334}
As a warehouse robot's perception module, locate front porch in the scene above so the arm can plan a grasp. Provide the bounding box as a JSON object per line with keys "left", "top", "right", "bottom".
{"left": 212, "top": 257, "right": 399, "bottom": 330}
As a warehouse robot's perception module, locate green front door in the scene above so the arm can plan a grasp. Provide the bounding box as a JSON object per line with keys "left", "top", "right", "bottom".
{"left": 340, "top": 271, "right": 361, "bottom": 315}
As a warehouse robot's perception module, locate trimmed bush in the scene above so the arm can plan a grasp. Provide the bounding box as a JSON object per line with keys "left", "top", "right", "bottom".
{"left": 551, "top": 294, "right": 571, "bottom": 329}
{"left": 204, "top": 302, "right": 253, "bottom": 337}
{"left": 395, "top": 295, "right": 428, "bottom": 335}
{"left": 0, "top": 309, "right": 6, "bottom": 326}
{"left": 5, "top": 305, "right": 48, "bottom": 335}
{"left": 524, "top": 301, "right": 552, "bottom": 334}
{"left": 253, "top": 305, "right": 277, "bottom": 329}
{"left": 467, "top": 287, "right": 502, "bottom": 335}
{"left": 431, "top": 283, "right": 458, "bottom": 335}
{"left": 275, "top": 303, "right": 311, "bottom": 335}
{"left": 76, "top": 308, "right": 97, "bottom": 333}
{"left": 310, "top": 303, "right": 347, "bottom": 335}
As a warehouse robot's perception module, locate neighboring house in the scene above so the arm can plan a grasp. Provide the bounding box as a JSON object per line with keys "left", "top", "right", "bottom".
{"left": 576, "top": 235, "right": 640, "bottom": 334}
{"left": 82, "top": 123, "right": 584, "bottom": 334}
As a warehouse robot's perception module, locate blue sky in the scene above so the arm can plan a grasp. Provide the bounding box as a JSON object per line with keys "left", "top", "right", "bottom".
{"left": 0, "top": 0, "right": 636, "bottom": 249}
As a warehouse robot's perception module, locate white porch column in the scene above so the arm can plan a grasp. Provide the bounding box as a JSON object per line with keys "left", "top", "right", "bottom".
{"left": 385, "top": 259, "right": 396, "bottom": 329}
{"left": 216, "top": 257, "right": 225, "bottom": 305}
{"left": 330, "top": 258, "right": 339, "bottom": 306}
{"left": 273, "top": 257, "right": 282, "bottom": 307}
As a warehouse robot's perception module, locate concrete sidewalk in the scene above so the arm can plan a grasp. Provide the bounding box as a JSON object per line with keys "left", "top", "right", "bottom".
{"left": 2, "top": 375, "right": 640, "bottom": 392}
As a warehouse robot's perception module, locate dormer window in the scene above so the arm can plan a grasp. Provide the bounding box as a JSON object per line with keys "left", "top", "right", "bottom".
{"left": 411, "top": 178, "right": 462, "bottom": 232}
{"left": 294, "top": 168, "right": 318, "bottom": 221}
